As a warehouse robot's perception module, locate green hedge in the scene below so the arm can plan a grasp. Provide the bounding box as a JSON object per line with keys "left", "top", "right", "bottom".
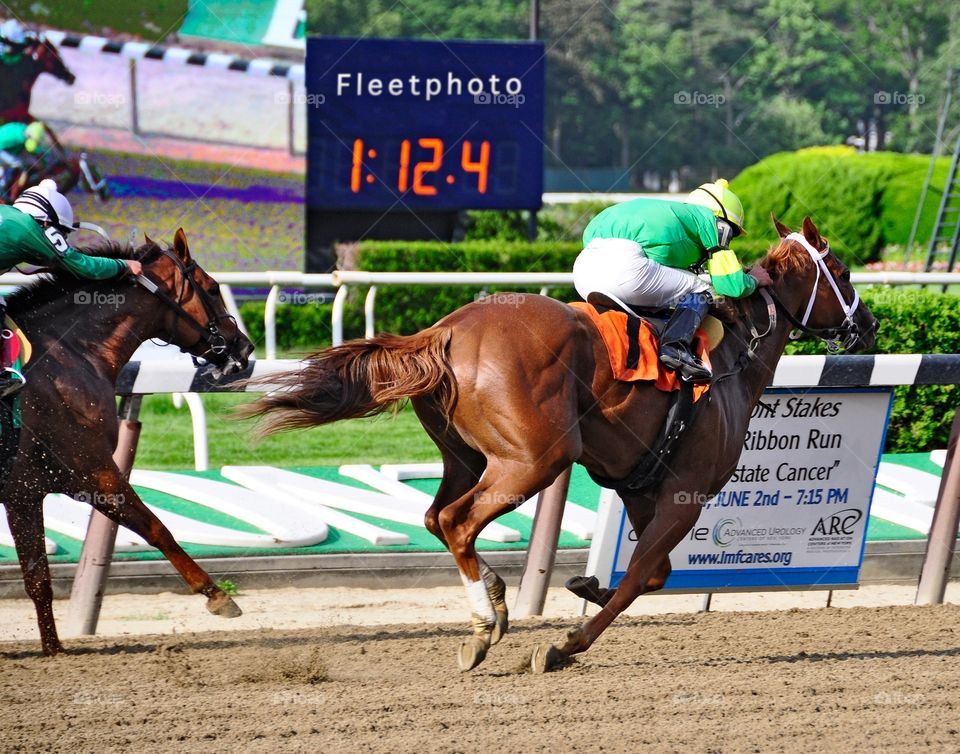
{"left": 352, "top": 240, "right": 581, "bottom": 336}
{"left": 731, "top": 146, "right": 950, "bottom": 264}
{"left": 785, "top": 287, "right": 959, "bottom": 452}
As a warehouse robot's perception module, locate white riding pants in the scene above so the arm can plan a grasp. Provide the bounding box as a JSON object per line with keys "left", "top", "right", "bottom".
{"left": 573, "top": 238, "right": 710, "bottom": 308}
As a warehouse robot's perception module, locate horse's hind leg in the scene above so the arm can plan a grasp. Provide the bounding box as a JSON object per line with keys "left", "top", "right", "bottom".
{"left": 79, "top": 470, "right": 241, "bottom": 617}
{"left": 439, "top": 456, "right": 569, "bottom": 671}
{"left": 415, "top": 399, "right": 509, "bottom": 643}
{"left": 4, "top": 496, "right": 62, "bottom": 655}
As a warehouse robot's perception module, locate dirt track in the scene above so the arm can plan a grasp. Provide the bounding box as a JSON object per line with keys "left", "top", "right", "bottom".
{"left": 1, "top": 604, "right": 958, "bottom": 753}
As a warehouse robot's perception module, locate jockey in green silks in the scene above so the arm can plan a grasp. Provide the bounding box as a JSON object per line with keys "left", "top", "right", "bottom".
{"left": 0, "top": 179, "right": 142, "bottom": 395}
{"left": 574, "top": 179, "right": 773, "bottom": 382}
{"left": 0, "top": 121, "right": 47, "bottom": 197}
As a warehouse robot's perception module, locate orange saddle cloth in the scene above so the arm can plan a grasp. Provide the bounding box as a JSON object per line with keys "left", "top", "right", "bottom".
{"left": 570, "top": 302, "right": 711, "bottom": 401}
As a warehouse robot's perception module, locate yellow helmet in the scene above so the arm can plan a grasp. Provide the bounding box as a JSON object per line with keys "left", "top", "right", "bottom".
{"left": 23, "top": 121, "right": 48, "bottom": 154}
{"left": 687, "top": 178, "right": 746, "bottom": 233}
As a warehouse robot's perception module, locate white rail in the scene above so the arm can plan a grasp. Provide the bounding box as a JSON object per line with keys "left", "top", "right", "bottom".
{"left": 3, "top": 270, "right": 957, "bottom": 354}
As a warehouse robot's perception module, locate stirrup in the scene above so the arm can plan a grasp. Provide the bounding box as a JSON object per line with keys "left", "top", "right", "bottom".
{"left": 0, "top": 367, "right": 25, "bottom": 398}
{"left": 659, "top": 346, "right": 711, "bottom": 383}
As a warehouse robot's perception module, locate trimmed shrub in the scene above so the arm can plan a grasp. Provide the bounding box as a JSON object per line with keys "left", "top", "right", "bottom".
{"left": 352, "top": 240, "right": 581, "bottom": 336}
{"left": 731, "top": 146, "right": 950, "bottom": 264}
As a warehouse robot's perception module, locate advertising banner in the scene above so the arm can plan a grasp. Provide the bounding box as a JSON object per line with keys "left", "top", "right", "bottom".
{"left": 587, "top": 388, "right": 894, "bottom": 592}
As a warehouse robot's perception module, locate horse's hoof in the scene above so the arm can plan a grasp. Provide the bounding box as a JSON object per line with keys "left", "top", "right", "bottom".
{"left": 458, "top": 635, "right": 489, "bottom": 672}
{"left": 490, "top": 610, "right": 508, "bottom": 645}
{"left": 206, "top": 592, "right": 242, "bottom": 618}
{"left": 530, "top": 643, "right": 562, "bottom": 674}
{"left": 488, "top": 574, "right": 509, "bottom": 645}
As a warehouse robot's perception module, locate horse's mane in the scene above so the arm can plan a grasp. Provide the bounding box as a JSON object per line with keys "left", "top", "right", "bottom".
{"left": 759, "top": 236, "right": 813, "bottom": 279}
{"left": 7, "top": 240, "right": 164, "bottom": 316}
{"left": 710, "top": 235, "right": 813, "bottom": 327}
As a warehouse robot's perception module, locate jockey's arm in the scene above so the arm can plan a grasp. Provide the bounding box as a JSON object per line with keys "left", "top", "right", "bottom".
{"left": 23, "top": 223, "right": 127, "bottom": 280}
{"left": 706, "top": 248, "right": 758, "bottom": 298}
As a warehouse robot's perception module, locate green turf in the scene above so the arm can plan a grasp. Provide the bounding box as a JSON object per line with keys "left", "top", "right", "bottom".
{"left": 4, "top": 1, "right": 189, "bottom": 39}
{"left": 0, "top": 465, "right": 601, "bottom": 564}
{"left": 180, "top": 0, "right": 277, "bottom": 45}
{"left": 135, "top": 394, "right": 440, "bottom": 469}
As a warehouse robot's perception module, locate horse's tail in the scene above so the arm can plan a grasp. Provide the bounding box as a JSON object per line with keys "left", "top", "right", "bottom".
{"left": 237, "top": 327, "right": 457, "bottom": 437}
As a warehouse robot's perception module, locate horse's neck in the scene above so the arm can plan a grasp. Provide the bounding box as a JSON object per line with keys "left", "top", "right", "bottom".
{"left": 728, "top": 279, "right": 809, "bottom": 405}
{"left": 22, "top": 286, "right": 164, "bottom": 379}
{"left": 0, "top": 59, "right": 33, "bottom": 111}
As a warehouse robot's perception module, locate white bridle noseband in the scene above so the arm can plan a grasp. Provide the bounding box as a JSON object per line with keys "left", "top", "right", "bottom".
{"left": 784, "top": 232, "right": 861, "bottom": 351}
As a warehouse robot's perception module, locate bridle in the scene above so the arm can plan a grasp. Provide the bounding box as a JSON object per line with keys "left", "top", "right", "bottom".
{"left": 134, "top": 248, "right": 234, "bottom": 365}
{"left": 768, "top": 232, "right": 862, "bottom": 353}
{"left": 712, "top": 232, "right": 862, "bottom": 383}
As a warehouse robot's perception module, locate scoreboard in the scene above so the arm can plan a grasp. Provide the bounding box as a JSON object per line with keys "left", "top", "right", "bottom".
{"left": 305, "top": 37, "right": 545, "bottom": 268}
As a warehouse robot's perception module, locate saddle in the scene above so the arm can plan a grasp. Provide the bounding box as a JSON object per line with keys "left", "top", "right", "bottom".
{"left": 571, "top": 294, "right": 718, "bottom": 496}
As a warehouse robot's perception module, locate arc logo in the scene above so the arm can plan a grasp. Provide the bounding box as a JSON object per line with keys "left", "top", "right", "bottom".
{"left": 811, "top": 509, "right": 864, "bottom": 537}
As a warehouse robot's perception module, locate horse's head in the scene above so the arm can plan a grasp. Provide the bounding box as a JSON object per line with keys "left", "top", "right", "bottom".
{"left": 140, "top": 229, "right": 254, "bottom": 377}
{"left": 764, "top": 216, "right": 877, "bottom": 353}
{"left": 30, "top": 36, "right": 75, "bottom": 85}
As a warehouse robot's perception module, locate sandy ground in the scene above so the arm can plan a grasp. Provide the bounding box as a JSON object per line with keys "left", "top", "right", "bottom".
{"left": 0, "top": 587, "right": 957, "bottom": 752}
{"left": 0, "top": 582, "right": 958, "bottom": 645}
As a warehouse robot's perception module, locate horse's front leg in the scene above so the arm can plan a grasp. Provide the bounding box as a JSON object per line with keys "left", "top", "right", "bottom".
{"left": 75, "top": 468, "right": 241, "bottom": 618}
{"left": 4, "top": 492, "right": 62, "bottom": 656}
{"left": 532, "top": 493, "right": 701, "bottom": 672}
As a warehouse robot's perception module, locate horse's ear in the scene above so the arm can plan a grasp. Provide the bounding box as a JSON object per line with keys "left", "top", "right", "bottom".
{"left": 771, "top": 214, "right": 792, "bottom": 239}
{"left": 801, "top": 216, "right": 822, "bottom": 248}
{"left": 143, "top": 232, "right": 155, "bottom": 246}
{"left": 173, "top": 228, "right": 191, "bottom": 262}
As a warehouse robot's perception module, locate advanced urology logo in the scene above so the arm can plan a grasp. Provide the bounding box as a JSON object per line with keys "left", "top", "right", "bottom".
{"left": 712, "top": 517, "right": 740, "bottom": 547}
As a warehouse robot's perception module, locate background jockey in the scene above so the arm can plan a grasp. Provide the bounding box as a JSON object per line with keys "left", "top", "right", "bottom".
{"left": 573, "top": 179, "right": 773, "bottom": 382}
{"left": 0, "top": 19, "right": 28, "bottom": 62}
{"left": 0, "top": 121, "right": 48, "bottom": 197}
{"left": 0, "top": 179, "right": 142, "bottom": 392}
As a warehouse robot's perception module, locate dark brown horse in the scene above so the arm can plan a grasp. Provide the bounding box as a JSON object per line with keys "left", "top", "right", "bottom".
{"left": 3, "top": 229, "right": 254, "bottom": 655}
{"left": 0, "top": 35, "right": 75, "bottom": 124}
{"left": 241, "top": 217, "right": 877, "bottom": 673}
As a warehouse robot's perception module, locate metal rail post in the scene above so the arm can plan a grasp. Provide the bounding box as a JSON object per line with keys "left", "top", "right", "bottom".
{"left": 65, "top": 395, "right": 143, "bottom": 636}
{"left": 916, "top": 406, "right": 960, "bottom": 604}
{"left": 514, "top": 465, "right": 571, "bottom": 618}
{"left": 129, "top": 59, "right": 139, "bottom": 135}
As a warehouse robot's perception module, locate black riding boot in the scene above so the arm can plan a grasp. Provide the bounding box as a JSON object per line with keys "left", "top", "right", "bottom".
{"left": 658, "top": 292, "right": 712, "bottom": 383}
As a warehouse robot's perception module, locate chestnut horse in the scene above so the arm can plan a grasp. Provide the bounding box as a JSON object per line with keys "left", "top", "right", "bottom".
{"left": 3, "top": 229, "right": 254, "bottom": 655}
{"left": 241, "top": 217, "right": 877, "bottom": 672}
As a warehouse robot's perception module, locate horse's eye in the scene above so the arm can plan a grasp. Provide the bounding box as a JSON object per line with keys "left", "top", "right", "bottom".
{"left": 841, "top": 269, "right": 851, "bottom": 282}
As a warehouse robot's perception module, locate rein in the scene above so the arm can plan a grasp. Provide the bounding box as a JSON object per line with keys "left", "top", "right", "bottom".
{"left": 134, "top": 248, "right": 233, "bottom": 363}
